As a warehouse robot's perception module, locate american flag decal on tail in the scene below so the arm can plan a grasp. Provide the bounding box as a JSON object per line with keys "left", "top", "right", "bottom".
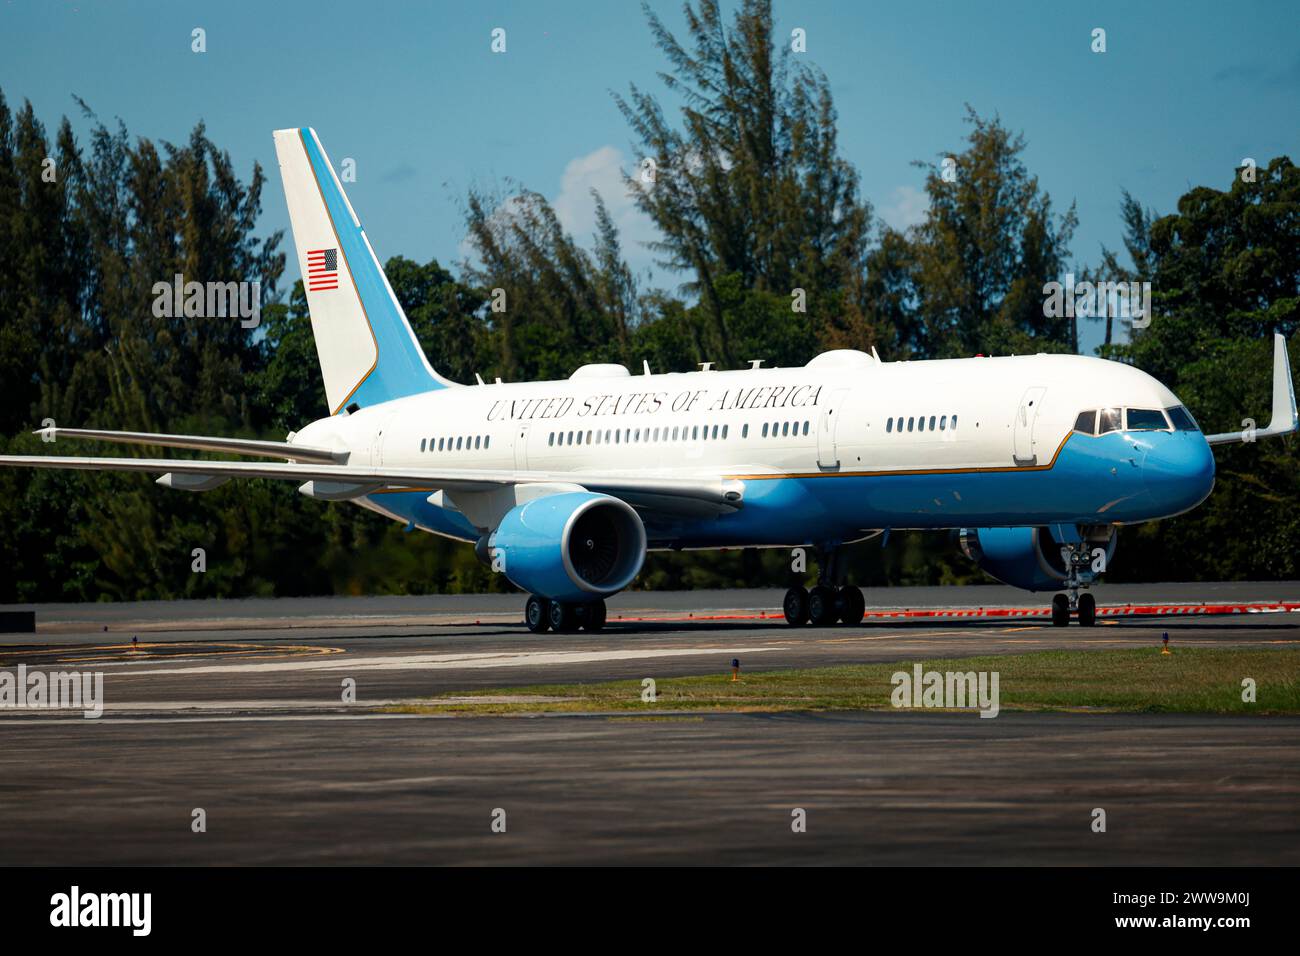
{"left": 307, "top": 247, "right": 339, "bottom": 291}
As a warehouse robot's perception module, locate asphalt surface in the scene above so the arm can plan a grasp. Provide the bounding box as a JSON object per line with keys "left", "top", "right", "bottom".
{"left": 1, "top": 582, "right": 1297, "bottom": 865}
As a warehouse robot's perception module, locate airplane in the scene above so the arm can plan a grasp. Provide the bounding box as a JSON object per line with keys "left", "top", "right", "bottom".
{"left": 1, "top": 128, "right": 1295, "bottom": 632}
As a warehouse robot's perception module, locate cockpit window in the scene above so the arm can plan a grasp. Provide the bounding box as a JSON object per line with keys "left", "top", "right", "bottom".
{"left": 1073, "top": 410, "right": 1097, "bottom": 435}
{"left": 1167, "top": 405, "right": 1200, "bottom": 431}
{"left": 1098, "top": 407, "right": 1122, "bottom": 434}
{"left": 1126, "top": 408, "right": 1170, "bottom": 431}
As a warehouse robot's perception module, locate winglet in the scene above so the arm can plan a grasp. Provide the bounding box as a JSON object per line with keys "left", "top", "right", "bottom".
{"left": 1206, "top": 333, "right": 1297, "bottom": 445}
{"left": 1265, "top": 332, "right": 1297, "bottom": 435}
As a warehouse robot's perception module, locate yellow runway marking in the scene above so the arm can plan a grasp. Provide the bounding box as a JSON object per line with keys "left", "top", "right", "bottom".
{"left": 0, "top": 643, "right": 343, "bottom": 666}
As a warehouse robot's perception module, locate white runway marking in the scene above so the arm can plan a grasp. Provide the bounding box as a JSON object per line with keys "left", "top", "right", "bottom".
{"left": 0, "top": 713, "right": 445, "bottom": 726}
{"left": 111, "top": 645, "right": 782, "bottom": 677}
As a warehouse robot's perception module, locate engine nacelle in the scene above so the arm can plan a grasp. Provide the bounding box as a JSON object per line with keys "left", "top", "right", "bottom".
{"left": 958, "top": 526, "right": 1117, "bottom": 592}
{"left": 489, "top": 492, "right": 647, "bottom": 602}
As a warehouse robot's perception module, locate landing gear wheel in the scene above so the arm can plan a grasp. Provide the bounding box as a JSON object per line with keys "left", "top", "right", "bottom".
{"left": 525, "top": 595, "right": 550, "bottom": 633}
{"left": 783, "top": 587, "right": 809, "bottom": 625}
{"left": 1077, "top": 592, "right": 1096, "bottom": 627}
{"left": 1051, "top": 593, "right": 1070, "bottom": 627}
{"left": 808, "top": 585, "right": 839, "bottom": 626}
{"left": 838, "top": 586, "right": 865, "bottom": 625}
{"left": 581, "top": 599, "right": 607, "bottom": 632}
{"left": 548, "top": 600, "right": 578, "bottom": 633}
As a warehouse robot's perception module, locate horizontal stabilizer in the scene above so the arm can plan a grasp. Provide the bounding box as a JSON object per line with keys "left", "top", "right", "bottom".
{"left": 33, "top": 427, "right": 344, "bottom": 463}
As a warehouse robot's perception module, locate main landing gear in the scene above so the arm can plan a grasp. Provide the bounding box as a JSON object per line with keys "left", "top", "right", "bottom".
{"left": 783, "top": 545, "right": 866, "bottom": 626}
{"left": 525, "top": 594, "right": 606, "bottom": 634}
{"left": 1050, "top": 541, "right": 1099, "bottom": 627}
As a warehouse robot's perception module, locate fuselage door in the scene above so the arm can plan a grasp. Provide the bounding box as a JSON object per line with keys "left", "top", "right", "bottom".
{"left": 1013, "top": 386, "right": 1047, "bottom": 465}
{"left": 818, "top": 387, "right": 849, "bottom": 469}
{"left": 369, "top": 411, "right": 397, "bottom": 467}
{"left": 513, "top": 422, "right": 530, "bottom": 472}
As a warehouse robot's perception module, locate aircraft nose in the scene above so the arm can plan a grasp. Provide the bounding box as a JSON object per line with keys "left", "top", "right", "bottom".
{"left": 1142, "top": 432, "right": 1215, "bottom": 515}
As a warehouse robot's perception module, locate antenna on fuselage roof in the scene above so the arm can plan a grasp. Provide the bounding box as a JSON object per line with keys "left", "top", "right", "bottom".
{"left": 699, "top": 361, "right": 715, "bottom": 371}
{"left": 871, "top": 346, "right": 881, "bottom": 363}
{"left": 749, "top": 359, "right": 765, "bottom": 369}
{"left": 474, "top": 373, "right": 486, "bottom": 385}
{"left": 643, "top": 360, "right": 651, "bottom": 375}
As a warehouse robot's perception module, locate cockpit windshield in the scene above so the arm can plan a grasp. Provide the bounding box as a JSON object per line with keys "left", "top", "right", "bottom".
{"left": 1125, "top": 408, "right": 1169, "bottom": 431}
{"left": 1073, "top": 405, "right": 1195, "bottom": 435}
{"left": 1166, "top": 405, "right": 1200, "bottom": 431}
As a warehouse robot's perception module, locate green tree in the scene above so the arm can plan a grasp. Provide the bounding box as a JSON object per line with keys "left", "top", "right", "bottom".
{"left": 615, "top": 0, "right": 874, "bottom": 365}
{"left": 462, "top": 186, "right": 639, "bottom": 380}
{"left": 870, "top": 108, "right": 1078, "bottom": 360}
{"left": 1108, "top": 156, "right": 1299, "bottom": 581}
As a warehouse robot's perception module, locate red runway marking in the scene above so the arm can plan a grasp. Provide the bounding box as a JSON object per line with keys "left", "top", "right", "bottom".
{"left": 612, "top": 602, "right": 1300, "bottom": 624}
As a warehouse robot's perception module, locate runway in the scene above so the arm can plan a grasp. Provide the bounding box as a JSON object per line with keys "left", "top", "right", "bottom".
{"left": 1, "top": 582, "right": 1298, "bottom": 865}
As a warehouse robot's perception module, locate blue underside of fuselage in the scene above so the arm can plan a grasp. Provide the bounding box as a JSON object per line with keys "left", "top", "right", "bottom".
{"left": 361, "top": 430, "right": 1215, "bottom": 548}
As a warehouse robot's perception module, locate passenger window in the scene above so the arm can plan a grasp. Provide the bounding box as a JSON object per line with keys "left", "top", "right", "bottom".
{"left": 420, "top": 439, "right": 426, "bottom": 452}
{"left": 484, "top": 436, "right": 490, "bottom": 449}
{"left": 712, "top": 425, "right": 719, "bottom": 439}
{"left": 928, "top": 415, "right": 936, "bottom": 430}
{"left": 781, "top": 422, "right": 789, "bottom": 437}
{"left": 917, "top": 417, "right": 925, "bottom": 432}
{"left": 907, "top": 417, "right": 914, "bottom": 432}
{"left": 802, "top": 421, "right": 809, "bottom": 436}
{"left": 1098, "top": 408, "right": 1121, "bottom": 433}
{"left": 762, "top": 423, "right": 768, "bottom": 438}
{"left": 1126, "top": 408, "right": 1169, "bottom": 431}
{"left": 692, "top": 426, "right": 699, "bottom": 440}
{"left": 939, "top": 416, "right": 946, "bottom": 431}
{"left": 741, "top": 424, "right": 748, "bottom": 438}
{"left": 456, "top": 437, "right": 463, "bottom": 450}
{"left": 722, "top": 424, "right": 728, "bottom": 439}
{"left": 438, "top": 438, "right": 445, "bottom": 451}
{"left": 951, "top": 415, "right": 958, "bottom": 430}
{"left": 1073, "top": 410, "right": 1096, "bottom": 435}
{"left": 886, "top": 417, "right": 893, "bottom": 433}
{"left": 474, "top": 436, "right": 481, "bottom": 450}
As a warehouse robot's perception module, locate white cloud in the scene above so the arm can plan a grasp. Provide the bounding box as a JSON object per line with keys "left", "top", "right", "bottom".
{"left": 880, "top": 184, "right": 929, "bottom": 231}
{"left": 551, "top": 145, "right": 661, "bottom": 281}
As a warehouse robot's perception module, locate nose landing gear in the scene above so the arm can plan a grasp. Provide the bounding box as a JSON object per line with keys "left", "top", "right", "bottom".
{"left": 1051, "top": 542, "right": 1100, "bottom": 626}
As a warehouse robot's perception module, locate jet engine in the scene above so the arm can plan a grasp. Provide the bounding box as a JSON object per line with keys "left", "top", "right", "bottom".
{"left": 957, "top": 526, "right": 1117, "bottom": 592}
{"left": 488, "top": 491, "right": 647, "bottom": 602}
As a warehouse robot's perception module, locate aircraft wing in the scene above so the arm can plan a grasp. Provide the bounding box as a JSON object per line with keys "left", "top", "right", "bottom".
{"left": 0, "top": 453, "right": 744, "bottom": 515}
{"left": 1205, "top": 333, "right": 1298, "bottom": 445}
{"left": 33, "top": 427, "right": 345, "bottom": 463}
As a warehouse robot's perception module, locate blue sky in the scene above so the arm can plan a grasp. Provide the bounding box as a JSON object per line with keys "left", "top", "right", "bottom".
{"left": 1, "top": 0, "right": 1296, "bottom": 354}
